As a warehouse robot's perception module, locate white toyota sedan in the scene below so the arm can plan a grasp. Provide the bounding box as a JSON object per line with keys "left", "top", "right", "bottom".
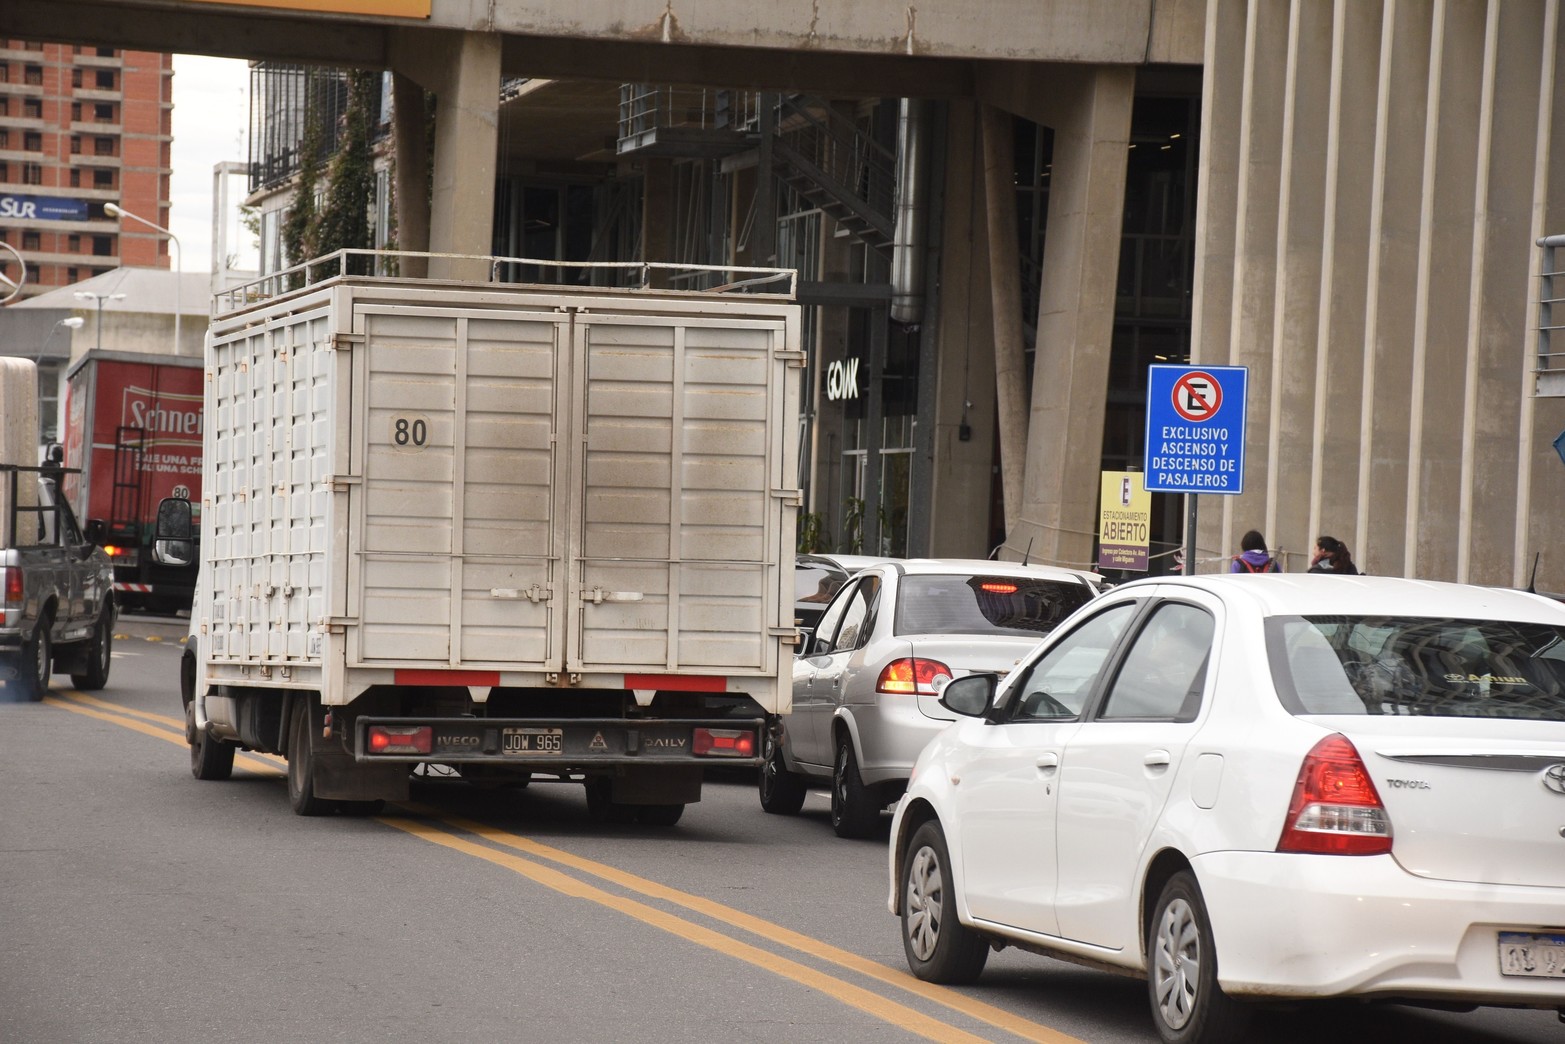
{"left": 887, "top": 574, "right": 1565, "bottom": 1044}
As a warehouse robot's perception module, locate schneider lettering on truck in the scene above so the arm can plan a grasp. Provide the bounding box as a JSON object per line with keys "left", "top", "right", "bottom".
{"left": 174, "top": 251, "right": 801, "bottom": 825}
{"left": 63, "top": 350, "right": 204, "bottom": 615}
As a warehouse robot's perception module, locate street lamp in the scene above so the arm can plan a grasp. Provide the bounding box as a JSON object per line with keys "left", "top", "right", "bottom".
{"left": 104, "top": 202, "right": 182, "bottom": 355}
{"left": 73, "top": 291, "right": 125, "bottom": 353}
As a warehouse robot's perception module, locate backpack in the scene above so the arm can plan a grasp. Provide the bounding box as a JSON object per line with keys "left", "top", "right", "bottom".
{"left": 1233, "top": 555, "right": 1277, "bottom": 573}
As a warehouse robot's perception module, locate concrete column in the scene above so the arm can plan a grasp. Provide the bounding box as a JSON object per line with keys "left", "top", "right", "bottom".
{"left": 392, "top": 72, "right": 430, "bottom": 279}
{"left": 1193, "top": 0, "right": 1565, "bottom": 589}
{"left": 641, "top": 158, "right": 673, "bottom": 286}
{"left": 390, "top": 28, "right": 500, "bottom": 280}
{"left": 980, "top": 64, "right": 1136, "bottom": 569}
{"left": 429, "top": 32, "right": 499, "bottom": 279}
{"left": 926, "top": 101, "right": 1001, "bottom": 559}
{"left": 979, "top": 104, "right": 1029, "bottom": 535}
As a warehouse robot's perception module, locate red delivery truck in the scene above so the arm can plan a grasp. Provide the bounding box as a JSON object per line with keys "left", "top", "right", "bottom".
{"left": 63, "top": 349, "right": 203, "bottom": 613}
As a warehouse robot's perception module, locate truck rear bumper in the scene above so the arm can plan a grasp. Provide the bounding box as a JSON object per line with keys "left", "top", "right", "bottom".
{"left": 354, "top": 715, "right": 763, "bottom": 769}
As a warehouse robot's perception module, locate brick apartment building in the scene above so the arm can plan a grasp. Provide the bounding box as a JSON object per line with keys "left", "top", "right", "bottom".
{"left": 0, "top": 39, "right": 172, "bottom": 298}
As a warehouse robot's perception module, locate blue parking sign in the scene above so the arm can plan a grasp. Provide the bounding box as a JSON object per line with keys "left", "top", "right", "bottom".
{"left": 1144, "top": 365, "right": 1248, "bottom": 494}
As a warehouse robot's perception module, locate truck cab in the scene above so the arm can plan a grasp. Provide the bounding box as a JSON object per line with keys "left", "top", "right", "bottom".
{"left": 1, "top": 461, "right": 117, "bottom": 699}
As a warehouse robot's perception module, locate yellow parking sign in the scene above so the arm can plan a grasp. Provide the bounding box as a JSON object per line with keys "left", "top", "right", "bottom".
{"left": 1099, "top": 471, "right": 1151, "bottom": 572}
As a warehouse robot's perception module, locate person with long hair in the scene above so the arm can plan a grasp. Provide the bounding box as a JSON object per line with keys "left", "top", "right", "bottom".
{"left": 1308, "top": 535, "right": 1359, "bottom": 575}
{"left": 1230, "top": 530, "right": 1281, "bottom": 573}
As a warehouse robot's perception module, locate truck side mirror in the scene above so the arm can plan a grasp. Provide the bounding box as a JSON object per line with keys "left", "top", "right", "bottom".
{"left": 84, "top": 518, "right": 107, "bottom": 546}
{"left": 153, "top": 497, "right": 195, "bottom": 567}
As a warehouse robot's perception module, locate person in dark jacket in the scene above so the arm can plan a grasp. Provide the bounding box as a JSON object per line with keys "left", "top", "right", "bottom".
{"left": 1308, "top": 535, "right": 1359, "bottom": 575}
{"left": 1230, "top": 530, "right": 1281, "bottom": 573}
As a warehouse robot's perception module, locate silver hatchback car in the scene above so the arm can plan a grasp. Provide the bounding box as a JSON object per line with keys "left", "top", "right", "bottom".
{"left": 760, "top": 558, "right": 1103, "bottom": 836}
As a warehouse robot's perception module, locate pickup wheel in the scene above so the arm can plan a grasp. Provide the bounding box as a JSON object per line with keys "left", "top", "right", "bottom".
{"left": 69, "top": 609, "right": 113, "bottom": 690}
{"left": 18, "top": 613, "right": 53, "bottom": 701}
{"left": 186, "top": 697, "right": 235, "bottom": 781}
{"left": 287, "top": 697, "right": 338, "bottom": 816}
{"left": 831, "top": 736, "right": 882, "bottom": 839}
{"left": 759, "top": 728, "right": 807, "bottom": 815}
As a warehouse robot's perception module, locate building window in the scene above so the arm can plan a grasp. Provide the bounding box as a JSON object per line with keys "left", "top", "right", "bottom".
{"left": 0, "top": 63, "right": 9, "bottom": 84}
{"left": 71, "top": 68, "right": 82, "bottom": 88}
{"left": 22, "top": 162, "right": 41, "bottom": 185}
{"left": 24, "top": 65, "right": 42, "bottom": 86}
{"left": 93, "top": 103, "right": 112, "bottom": 122}
{"left": 24, "top": 98, "right": 42, "bottom": 119}
{"left": 92, "top": 235, "right": 114, "bottom": 257}
{"left": 92, "top": 168, "right": 113, "bottom": 188}
{"left": 69, "top": 169, "right": 80, "bottom": 187}
{"left": 96, "top": 47, "right": 115, "bottom": 58}
{"left": 68, "top": 234, "right": 80, "bottom": 250}
{"left": 95, "top": 69, "right": 115, "bottom": 90}
{"left": 94, "top": 137, "right": 113, "bottom": 156}
{"left": 0, "top": 162, "right": 9, "bottom": 182}
{"left": 23, "top": 131, "right": 41, "bottom": 151}
{"left": 22, "top": 231, "right": 40, "bottom": 250}
{"left": 0, "top": 130, "right": 7, "bottom": 148}
{"left": 67, "top": 267, "right": 79, "bottom": 282}
{"left": 71, "top": 102, "right": 81, "bottom": 122}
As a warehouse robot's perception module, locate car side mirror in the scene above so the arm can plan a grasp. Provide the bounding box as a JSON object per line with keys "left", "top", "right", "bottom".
{"left": 153, "top": 497, "right": 196, "bottom": 567}
{"left": 84, "top": 518, "right": 107, "bottom": 546}
{"left": 940, "top": 673, "right": 998, "bottom": 718}
{"left": 793, "top": 627, "right": 813, "bottom": 655}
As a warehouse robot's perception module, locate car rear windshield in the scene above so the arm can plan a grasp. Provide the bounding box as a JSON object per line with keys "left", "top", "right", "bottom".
{"left": 894, "top": 574, "right": 1095, "bottom": 637}
{"left": 1266, "top": 615, "right": 1565, "bottom": 721}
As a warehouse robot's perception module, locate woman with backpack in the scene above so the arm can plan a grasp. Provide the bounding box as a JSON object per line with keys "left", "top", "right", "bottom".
{"left": 1230, "top": 530, "right": 1281, "bottom": 573}
{"left": 1308, "top": 535, "right": 1360, "bottom": 575}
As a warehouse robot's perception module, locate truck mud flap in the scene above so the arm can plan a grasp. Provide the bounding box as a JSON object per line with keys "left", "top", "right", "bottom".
{"left": 354, "top": 715, "right": 763, "bottom": 769}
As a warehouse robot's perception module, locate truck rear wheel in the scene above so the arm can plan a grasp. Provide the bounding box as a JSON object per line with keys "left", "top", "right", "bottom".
{"left": 584, "top": 777, "right": 636, "bottom": 824}
{"left": 636, "top": 803, "right": 685, "bottom": 827}
{"left": 287, "top": 698, "right": 338, "bottom": 816}
{"left": 69, "top": 609, "right": 113, "bottom": 691}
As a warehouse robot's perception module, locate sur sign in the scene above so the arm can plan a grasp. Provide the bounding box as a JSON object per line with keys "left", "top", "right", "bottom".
{"left": 1144, "top": 365, "right": 1248, "bottom": 494}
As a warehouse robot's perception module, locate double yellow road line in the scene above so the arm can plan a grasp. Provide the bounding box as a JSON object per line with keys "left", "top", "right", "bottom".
{"left": 42, "top": 688, "right": 1084, "bottom": 1044}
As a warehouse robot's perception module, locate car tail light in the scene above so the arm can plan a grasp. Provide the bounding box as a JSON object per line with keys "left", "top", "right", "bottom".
{"left": 2, "top": 566, "right": 21, "bottom": 610}
{"left": 103, "top": 544, "right": 124, "bottom": 557}
{"left": 979, "top": 581, "right": 1018, "bottom": 594}
{"left": 877, "top": 657, "right": 953, "bottom": 696}
{"left": 693, "top": 727, "right": 755, "bottom": 758}
{"left": 367, "top": 725, "right": 433, "bottom": 755}
{"left": 1277, "top": 734, "right": 1392, "bottom": 855}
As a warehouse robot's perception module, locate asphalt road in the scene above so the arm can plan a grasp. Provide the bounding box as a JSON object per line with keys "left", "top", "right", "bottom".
{"left": 1, "top": 613, "right": 1560, "bottom": 1044}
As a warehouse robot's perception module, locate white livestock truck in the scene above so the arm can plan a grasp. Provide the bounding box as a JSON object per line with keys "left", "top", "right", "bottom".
{"left": 166, "top": 255, "right": 801, "bottom": 823}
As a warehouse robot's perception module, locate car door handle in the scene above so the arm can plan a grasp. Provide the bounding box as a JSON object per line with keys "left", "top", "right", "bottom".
{"left": 1036, "top": 753, "right": 1059, "bottom": 771}
{"left": 1144, "top": 750, "right": 1171, "bottom": 768}
{"left": 828, "top": 673, "right": 843, "bottom": 689}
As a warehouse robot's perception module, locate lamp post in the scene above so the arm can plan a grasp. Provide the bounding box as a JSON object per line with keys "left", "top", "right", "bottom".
{"left": 72, "top": 291, "right": 125, "bottom": 353}
{"left": 105, "top": 202, "right": 182, "bottom": 355}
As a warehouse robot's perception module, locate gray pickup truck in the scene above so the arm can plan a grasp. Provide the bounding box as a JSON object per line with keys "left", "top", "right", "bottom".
{"left": 1, "top": 462, "right": 116, "bottom": 700}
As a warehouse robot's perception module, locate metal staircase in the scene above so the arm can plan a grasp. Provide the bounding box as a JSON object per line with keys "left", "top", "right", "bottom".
{"left": 617, "top": 88, "right": 897, "bottom": 257}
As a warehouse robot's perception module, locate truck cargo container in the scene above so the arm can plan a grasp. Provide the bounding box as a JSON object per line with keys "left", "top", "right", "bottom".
{"left": 64, "top": 350, "right": 203, "bottom": 613}
{"left": 169, "top": 254, "right": 801, "bottom": 821}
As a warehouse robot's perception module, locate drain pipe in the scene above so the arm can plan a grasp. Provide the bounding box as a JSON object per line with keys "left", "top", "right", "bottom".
{"left": 891, "top": 98, "right": 930, "bottom": 324}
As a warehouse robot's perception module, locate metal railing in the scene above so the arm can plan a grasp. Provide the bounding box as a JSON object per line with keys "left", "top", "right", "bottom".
{"left": 213, "top": 250, "right": 799, "bottom": 317}
{"left": 617, "top": 86, "right": 757, "bottom": 152}
{"left": 1536, "top": 235, "right": 1565, "bottom": 378}
{"left": 774, "top": 95, "right": 896, "bottom": 226}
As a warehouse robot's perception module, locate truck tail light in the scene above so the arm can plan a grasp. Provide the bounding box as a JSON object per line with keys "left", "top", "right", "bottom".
{"left": 367, "top": 725, "right": 433, "bottom": 755}
{"left": 103, "top": 544, "right": 125, "bottom": 558}
{"left": 1277, "top": 734, "right": 1392, "bottom": 855}
{"left": 2, "top": 567, "right": 21, "bottom": 609}
{"left": 876, "top": 657, "right": 953, "bottom": 696}
{"left": 693, "top": 727, "right": 755, "bottom": 758}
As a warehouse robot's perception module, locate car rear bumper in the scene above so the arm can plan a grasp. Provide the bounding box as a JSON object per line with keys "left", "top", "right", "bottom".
{"left": 1194, "top": 850, "right": 1565, "bottom": 1006}
{"left": 852, "top": 693, "right": 956, "bottom": 786}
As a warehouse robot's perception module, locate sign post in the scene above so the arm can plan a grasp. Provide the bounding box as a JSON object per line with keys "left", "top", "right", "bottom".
{"left": 1144, "top": 365, "right": 1249, "bottom": 574}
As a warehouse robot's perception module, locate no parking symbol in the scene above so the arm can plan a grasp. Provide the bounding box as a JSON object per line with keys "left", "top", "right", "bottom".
{"left": 1171, "top": 371, "right": 1223, "bottom": 423}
